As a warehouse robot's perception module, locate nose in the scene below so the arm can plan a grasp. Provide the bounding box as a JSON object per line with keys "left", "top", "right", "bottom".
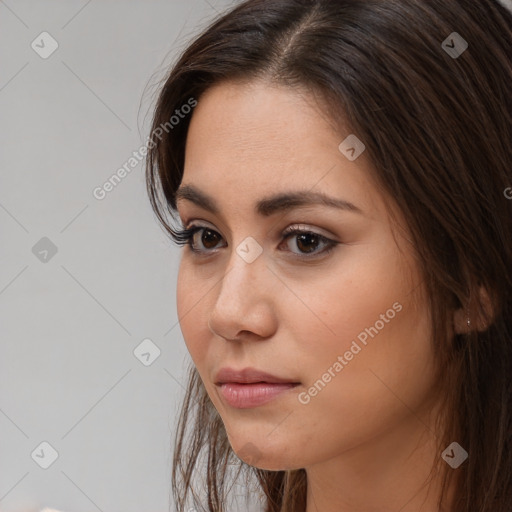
{"left": 207, "top": 245, "right": 277, "bottom": 342}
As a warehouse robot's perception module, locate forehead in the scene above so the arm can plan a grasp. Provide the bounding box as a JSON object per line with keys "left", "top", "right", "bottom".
{"left": 181, "top": 80, "right": 385, "bottom": 222}
{"left": 185, "top": 80, "right": 339, "bottom": 162}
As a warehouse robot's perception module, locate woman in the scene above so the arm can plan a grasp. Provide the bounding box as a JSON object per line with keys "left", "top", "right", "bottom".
{"left": 145, "top": 0, "right": 512, "bottom": 510}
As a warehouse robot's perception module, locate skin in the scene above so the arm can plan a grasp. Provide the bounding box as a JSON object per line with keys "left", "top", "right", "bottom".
{"left": 175, "top": 80, "right": 455, "bottom": 512}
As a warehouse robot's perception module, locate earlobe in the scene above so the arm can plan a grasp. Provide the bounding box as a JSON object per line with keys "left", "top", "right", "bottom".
{"left": 453, "top": 306, "right": 473, "bottom": 335}
{"left": 453, "top": 285, "right": 495, "bottom": 334}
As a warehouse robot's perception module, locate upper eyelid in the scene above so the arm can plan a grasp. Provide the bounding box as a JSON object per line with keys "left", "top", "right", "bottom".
{"left": 282, "top": 223, "right": 330, "bottom": 235}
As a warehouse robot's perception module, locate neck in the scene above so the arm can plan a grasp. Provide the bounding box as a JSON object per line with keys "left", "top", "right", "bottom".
{"left": 304, "top": 412, "right": 454, "bottom": 512}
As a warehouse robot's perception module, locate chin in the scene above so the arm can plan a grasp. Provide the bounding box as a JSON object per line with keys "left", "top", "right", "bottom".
{"left": 232, "top": 439, "right": 304, "bottom": 470}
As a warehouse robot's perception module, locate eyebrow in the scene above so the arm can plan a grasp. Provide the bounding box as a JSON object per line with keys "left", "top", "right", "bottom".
{"left": 175, "top": 184, "right": 364, "bottom": 216}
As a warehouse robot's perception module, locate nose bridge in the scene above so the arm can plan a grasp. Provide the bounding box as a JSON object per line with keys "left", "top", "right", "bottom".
{"left": 217, "top": 238, "right": 265, "bottom": 305}
{"left": 209, "top": 237, "right": 271, "bottom": 337}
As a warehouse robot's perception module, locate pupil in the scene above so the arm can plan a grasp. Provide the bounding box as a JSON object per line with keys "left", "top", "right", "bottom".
{"left": 297, "top": 233, "right": 318, "bottom": 253}
{"left": 202, "top": 229, "right": 219, "bottom": 249}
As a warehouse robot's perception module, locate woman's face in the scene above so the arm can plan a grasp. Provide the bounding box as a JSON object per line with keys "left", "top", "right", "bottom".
{"left": 176, "top": 80, "right": 436, "bottom": 471}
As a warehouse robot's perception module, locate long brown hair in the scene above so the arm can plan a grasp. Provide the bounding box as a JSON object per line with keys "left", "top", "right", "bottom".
{"left": 145, "top": 1, "right": 512, "bottom": 510}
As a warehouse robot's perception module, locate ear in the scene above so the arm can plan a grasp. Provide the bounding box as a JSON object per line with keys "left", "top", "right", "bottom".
{"left": 453, "top": 285, "right": 496, "bottom": 334}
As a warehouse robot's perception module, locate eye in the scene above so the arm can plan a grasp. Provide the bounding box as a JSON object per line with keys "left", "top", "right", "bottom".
{"left": 171, "top": 225, "right": 225, "bottom": 252}
{"left": 171, "top": 223, "right": 339, "bottom": 259}
{"left": 190, "top": 226, "right": 225, "bottom": 251}
{"left": 280, "top": 225, "right": 338, "bottom": 258}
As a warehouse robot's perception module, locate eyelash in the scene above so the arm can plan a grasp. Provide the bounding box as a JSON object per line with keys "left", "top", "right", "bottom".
{"left": 170, "top": 223, "right": 339, "bottom": 260}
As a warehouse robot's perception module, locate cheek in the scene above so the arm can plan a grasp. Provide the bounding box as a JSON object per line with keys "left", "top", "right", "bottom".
{"left": 286, "top": 246, "right": 412, "bottom": 362}
{"left": 289, "top": 250, "right": 435, "bottom": 408}
{"left": 291, "top": 275, "right": 435, "bottom": 449}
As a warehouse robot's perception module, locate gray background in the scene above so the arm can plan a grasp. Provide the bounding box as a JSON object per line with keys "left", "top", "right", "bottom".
{"left": 0, "top": 1, "right": 237, "bottom": 512}
{"left": 2, "top": 1, "right": 512, "bottom": 512}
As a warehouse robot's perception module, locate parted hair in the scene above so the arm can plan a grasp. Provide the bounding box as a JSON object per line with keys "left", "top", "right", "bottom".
{"left": 145, "top": 1, "right": 512, "bottom": 510}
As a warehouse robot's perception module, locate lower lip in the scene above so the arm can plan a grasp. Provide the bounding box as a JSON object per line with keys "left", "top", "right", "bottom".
{"left": 218, "top": 382, "right": 299, "bottom": 408}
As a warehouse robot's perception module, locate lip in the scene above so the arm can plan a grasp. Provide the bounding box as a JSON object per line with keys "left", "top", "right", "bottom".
{"left": 215, "top": 367, "right": 300, "bottom": 409}
{"left": 215, "top": 366, "right": 300, "bottom": 385}
{"left": 218, "top": 382, "right": 299, "bottom": 408}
